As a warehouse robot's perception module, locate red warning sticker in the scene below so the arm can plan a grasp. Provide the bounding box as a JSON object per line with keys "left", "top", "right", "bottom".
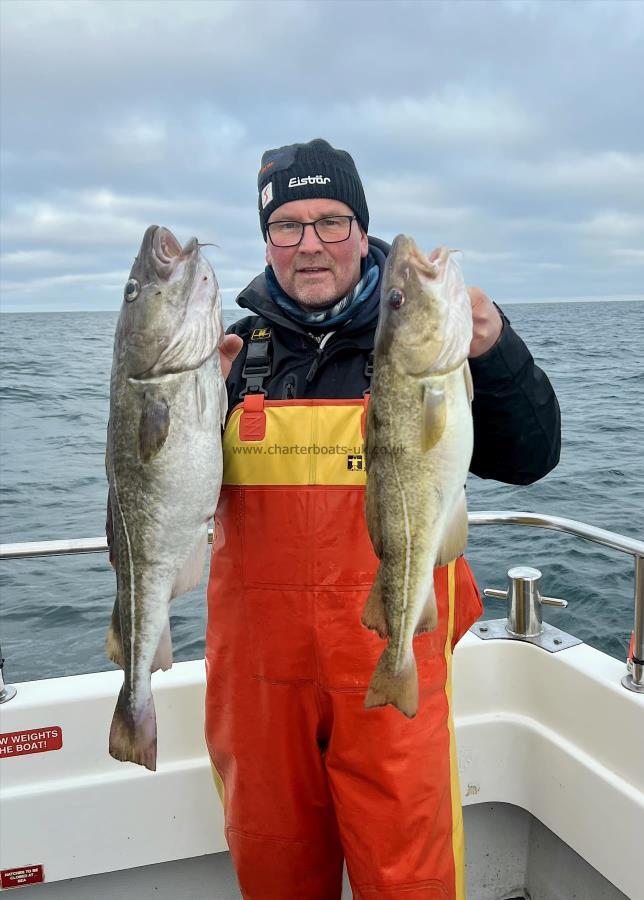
{"left": 0, "top": 865, "right": 45, "bottom": 888}
{"left": 0, "top": 726, "right": 63, "bottom": 759}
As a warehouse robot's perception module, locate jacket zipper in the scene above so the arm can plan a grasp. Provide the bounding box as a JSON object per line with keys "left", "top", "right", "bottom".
{"left": 305, "top": 331, "right": 336, "bottom": 382}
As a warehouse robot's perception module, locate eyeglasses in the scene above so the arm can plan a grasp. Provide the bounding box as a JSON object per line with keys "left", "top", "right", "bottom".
{"left": 266, "top": 215, "right": 356, "bottom": 247}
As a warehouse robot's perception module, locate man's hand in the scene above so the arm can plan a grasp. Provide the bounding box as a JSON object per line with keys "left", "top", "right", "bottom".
{"left": 220, "top": 334, "right": 244, "bottom": 379}
{"left": 467, "top": 287, "right": 503, "bottom": 358}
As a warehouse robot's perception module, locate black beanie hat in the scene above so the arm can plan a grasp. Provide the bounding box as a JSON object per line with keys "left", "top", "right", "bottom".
{"left": 257, "top": 138, "right": 369, "bottom": 239}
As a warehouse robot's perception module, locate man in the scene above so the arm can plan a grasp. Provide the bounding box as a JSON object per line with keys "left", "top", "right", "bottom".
{"left": 205, "top": 139, "right": 560, "bottom": 900}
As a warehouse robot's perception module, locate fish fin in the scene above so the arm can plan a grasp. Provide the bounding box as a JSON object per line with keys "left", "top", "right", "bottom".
{"left": 195, "top": 372, "right": 207, "bottom": 421}
{"left": 106, "top": 599, "right": 124, "bottom": 667}
{"left": 218, "top": 367, "right": 228, "bottom": 430}
{"left": 364, "top": 649, "right": 418, "bottom": 718}
{"left": 171, "top": 533, "right": 208, "bottom": 598}
{"left": 364, "top": 476, "right": 383, "bottom": 558}
{"left": 106, "top": 492, "right": 116, "bottom": 568}
{"left": 363, "top": 400, "right": 375, "bottom": 466}
{"left": 212, "top": 516, "right": 225, "bottom": 551}
{"left": 464, "top": 361, "right": 474, "bottom": 405}
{"left": 151, "top": 617, "right": 173, "bottom": 672}
{"left": 436, "top": 490, "right": 469, "bottom": 566}
{"left": 361, "top": 569, "right": 388, "bottom": 638}
{"left": 138, "top": 394, "right": 170, "bottom": 462}
{"left": 421, "top": 384, "right": 446, "bottom": 452}
{"left": 415, "top": 582, "right": 438, "bottom": 634}
{"left": 109, "top": 684, "right": 157, "bottom": 771}
{"left": 364, "top": 402, "right": 384, "bottom": 556}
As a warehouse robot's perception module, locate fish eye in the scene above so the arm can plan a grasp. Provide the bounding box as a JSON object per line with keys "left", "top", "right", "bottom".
{"left": 124, "top": 278, "right": 140, "bottom": 302}
{"left": 388, "top": 288, "right": 405, "bottom": 310}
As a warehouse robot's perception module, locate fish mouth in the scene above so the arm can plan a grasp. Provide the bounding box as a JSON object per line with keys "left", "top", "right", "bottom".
{"left": 139, "top": 225, "right": 199, "bottom": 281}
{"left": 390, "top": 235, "right": 451, "bottom": 283}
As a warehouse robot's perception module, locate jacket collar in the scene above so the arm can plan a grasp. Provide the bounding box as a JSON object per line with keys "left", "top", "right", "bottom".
{"left": 235, "top": 236, "right": 390, "bottom": 338}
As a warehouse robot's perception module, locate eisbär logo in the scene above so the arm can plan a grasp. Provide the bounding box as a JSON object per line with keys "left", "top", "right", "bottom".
{"left": 288, "top": 176, "right": 332, "bottom": 188}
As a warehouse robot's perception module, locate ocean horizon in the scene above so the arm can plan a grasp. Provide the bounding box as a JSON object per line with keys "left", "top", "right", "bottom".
{"left": 2, "top": 295, "right": 644, "bottom": 316}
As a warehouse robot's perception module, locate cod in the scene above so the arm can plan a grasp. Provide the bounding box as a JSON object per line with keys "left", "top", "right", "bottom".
{"left": 106, "top": 225, "right": 226, "bottom": 770}
{"left": 362, "top": 235, "right": 474, "bottom": 717}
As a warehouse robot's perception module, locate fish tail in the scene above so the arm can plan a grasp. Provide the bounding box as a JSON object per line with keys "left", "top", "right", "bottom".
{"left": 109, "top": 684, "right": 157, "bottom": 771}
{"left": 364, "top": 647, "right": 418, "bottom": 718}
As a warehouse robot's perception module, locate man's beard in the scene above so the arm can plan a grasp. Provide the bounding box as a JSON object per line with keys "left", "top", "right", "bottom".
{"left": 293, "top": 286, "right": 344, "bottom": 309}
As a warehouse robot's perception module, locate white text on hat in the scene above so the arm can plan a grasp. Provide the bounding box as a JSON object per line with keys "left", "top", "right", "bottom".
{"left": 288, "top": 176, "right": 332, "bottom": 188}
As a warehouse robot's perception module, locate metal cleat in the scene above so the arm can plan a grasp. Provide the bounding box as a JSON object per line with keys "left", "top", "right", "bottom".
{"left": 471, "top": 566, "right": 582, "bottom": 652}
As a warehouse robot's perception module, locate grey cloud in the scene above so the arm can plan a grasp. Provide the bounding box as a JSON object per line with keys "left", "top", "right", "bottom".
{"left": 322, "top": 89, "right": 543, "bottom": 151}
{"left": 1, "top": 0, "right": 643, "bottom": 312}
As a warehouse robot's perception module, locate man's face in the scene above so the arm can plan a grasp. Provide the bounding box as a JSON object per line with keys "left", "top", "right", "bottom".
{"left": 265, "top": 198, "right": 368, "bottom": 309}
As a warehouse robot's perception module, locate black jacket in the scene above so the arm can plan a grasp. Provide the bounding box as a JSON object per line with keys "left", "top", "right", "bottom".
{"left": 225, "top": 237, "right": 561, "bottom": 485}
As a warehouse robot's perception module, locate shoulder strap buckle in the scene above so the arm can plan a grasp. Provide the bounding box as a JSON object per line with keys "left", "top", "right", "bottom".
{"left": 240, "top": 324, "right": 272, "bottom": 397}
{"left": 362, "top": 351, "right": 374, "bottom": 397}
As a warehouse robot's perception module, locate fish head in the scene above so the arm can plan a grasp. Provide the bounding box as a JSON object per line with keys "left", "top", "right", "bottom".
{"left": 376, "top": 235, "right": 472, "bottom": 377}
{"left": 115, "top": 225, "right": 224, "bottom": 379}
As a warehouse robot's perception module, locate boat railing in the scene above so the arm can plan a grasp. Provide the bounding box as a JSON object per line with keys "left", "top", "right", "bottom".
{"left": 1, "top": 511, "right": 642, "bottom": 693}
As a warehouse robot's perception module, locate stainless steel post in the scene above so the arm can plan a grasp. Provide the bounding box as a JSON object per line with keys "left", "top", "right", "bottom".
{"left": 506, "top": 567, "right": 543, "bottom": 637}
{"left": 631, "top": 555, "right": 643, "bottom": 688}
{"left": 0, "top": 644, "right": 17, "bottom": 704}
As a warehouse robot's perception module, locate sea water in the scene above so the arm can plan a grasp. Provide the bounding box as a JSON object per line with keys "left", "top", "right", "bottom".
{"left": 0, "top": 301, "right": 642, "bottom": 683}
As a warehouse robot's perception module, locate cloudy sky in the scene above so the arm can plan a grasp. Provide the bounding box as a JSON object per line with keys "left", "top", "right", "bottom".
{"left": 1, "top": 0, "right": 643, "bottom": 312}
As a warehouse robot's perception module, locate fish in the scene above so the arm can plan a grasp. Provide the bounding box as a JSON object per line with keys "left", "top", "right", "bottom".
{"left": 105, "top": 225, "right": 227, "bottom": 770}
{"left": 362, "top": 235, "right": 474, "bottom": 717}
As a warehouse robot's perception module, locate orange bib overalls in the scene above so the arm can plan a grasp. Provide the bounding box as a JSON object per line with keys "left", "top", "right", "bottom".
{"left": 205, "top": 394, "right": 482, "bottom": 899}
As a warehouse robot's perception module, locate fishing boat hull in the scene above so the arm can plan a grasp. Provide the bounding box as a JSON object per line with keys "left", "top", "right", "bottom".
{"left": 1, "top": 632, "right": 641, "bottom": 899}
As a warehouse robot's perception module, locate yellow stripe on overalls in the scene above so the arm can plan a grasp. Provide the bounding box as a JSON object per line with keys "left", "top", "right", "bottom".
{"left": 445, "top": 560, "right": 465, "bottom": 900}
{"left": 223, "top": 402, "right": 368, "bottom": 486}
{"left": 210, "top": 762, "right": 225, "bottom": 805}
